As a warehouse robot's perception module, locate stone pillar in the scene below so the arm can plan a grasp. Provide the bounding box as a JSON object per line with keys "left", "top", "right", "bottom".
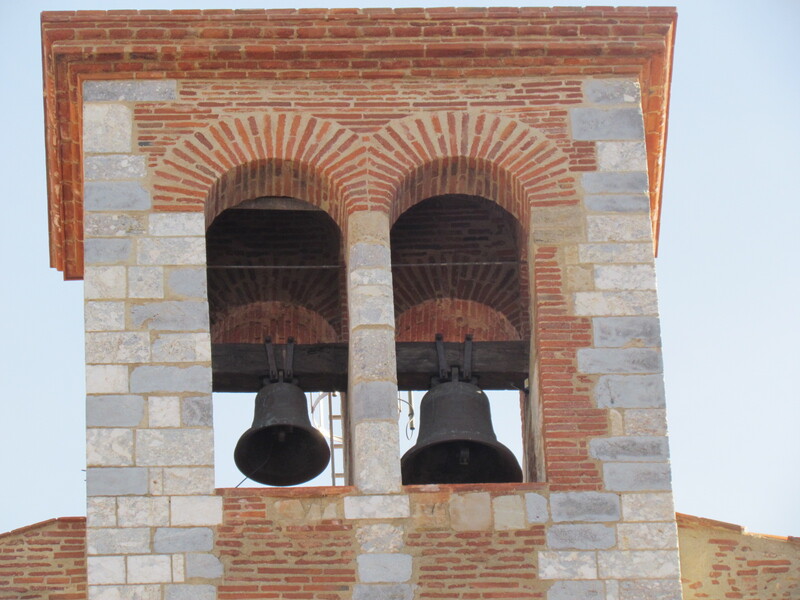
{"left": 82, "top": 81, "right": 221, "bottom": 600}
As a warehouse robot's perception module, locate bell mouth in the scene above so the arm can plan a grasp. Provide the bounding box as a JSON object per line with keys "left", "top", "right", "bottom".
{"left": 401, "top": 438, "right": 522, "bottom": 486}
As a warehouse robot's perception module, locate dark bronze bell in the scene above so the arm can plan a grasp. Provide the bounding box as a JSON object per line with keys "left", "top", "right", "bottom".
{"left": 234, "top": 380, "right": 331, "bottom": 486}
{"left": 401, "top": 379, "right": 523, "bottom": 485}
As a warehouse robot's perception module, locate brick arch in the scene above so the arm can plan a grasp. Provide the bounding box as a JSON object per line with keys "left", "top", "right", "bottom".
{"left": 151, "top": 113, "right": 364, "bottom": 227}
{"left": 365, "top": 112, "right": 578, "bottom": 224}
{"left": 395, "top": 299, "right": 521, "bottom": 343}
{"left": 211, "top": 302, "right": 338, "bottom": 345}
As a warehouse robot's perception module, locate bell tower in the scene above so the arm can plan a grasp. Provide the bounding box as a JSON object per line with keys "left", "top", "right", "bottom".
{"left": 42, "top": 7, "right": 680, "bottom": 600}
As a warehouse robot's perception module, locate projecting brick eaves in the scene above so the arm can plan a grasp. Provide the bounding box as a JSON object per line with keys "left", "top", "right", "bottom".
{"left": 41, "top": 7, "right": 676, "bottom": 279}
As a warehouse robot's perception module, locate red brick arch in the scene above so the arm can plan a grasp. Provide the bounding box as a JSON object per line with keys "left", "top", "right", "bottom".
{"left": 151, "top": 113, "right": 364, "bottom": 227}
{"left": 365, "top": 112, "right": 579, "bottom": 224}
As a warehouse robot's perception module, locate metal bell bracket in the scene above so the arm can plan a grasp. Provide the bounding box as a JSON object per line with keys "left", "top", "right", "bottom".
{"left": 263, "top": 337, "right": 298, "bottom": 385}
{"left": 433, "top": 333, "right": 477, "bottom": 386}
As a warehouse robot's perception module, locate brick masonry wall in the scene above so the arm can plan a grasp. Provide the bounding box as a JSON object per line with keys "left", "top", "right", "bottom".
{"left": 0, "top": 517, "right": 86, "bottom": 600}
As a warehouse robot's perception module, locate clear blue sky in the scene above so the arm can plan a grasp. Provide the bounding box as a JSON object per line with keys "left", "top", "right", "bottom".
{"left": 1, "top": 0, "right": 798, "bottom": 537}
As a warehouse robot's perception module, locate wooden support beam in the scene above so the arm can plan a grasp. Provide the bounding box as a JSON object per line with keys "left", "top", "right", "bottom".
{"left": 212, "top": 341, "right": 529, "bottom": 393}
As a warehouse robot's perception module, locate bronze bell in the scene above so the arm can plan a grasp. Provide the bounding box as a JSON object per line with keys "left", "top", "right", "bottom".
{"left": 234, "top": 380, "right": 331, "bottom": 486}
{"left": 401, "top": 379, "right": 522, "bottom": 485}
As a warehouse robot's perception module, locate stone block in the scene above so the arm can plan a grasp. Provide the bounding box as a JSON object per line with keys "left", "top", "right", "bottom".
{"left": 570, "top": 108, "right": 644, "bottom": 141}
{"left": 574, "top": 291, "right": 658, "bottom": 316}
{"left": 620, "top": 579, "right": 682, "bottom": 600}
{"left": 148, "top": 396, "right": 181, "bottom": 427}
{"left": 154, "top": 527, "right": 214, "bottom": 553}
{"left": 172, "top": 554, "right": 185, "bottom": 583}
{"left": 594, "top": 265, "right": 656, "bottom": 291}
{"left": 583, "top": 172, "right": 648, "bottom": 195}
{"left": 149, "top": 213, "right": 206, "bottom": 237}
{"left": 349, "top": 327, "right": 397, "bottom": 383}
{"left": 525, "top": 493, "right": 549, "bottom": 523}
{"left": 185, "top": 553, "right": 224, "bottom": 579}
{"left": 87, "top": 497, "right": 117, "bottom": 527}
{"left": 347, "top": 210, "right": 392, "bottom": 245}
{"left": 89, "top": 585, "right": 160, "bottom": 600}
{"left": 182, "top": 397, "right": 213, "bottom": 427}
{"left": 117, "top": 496, "right": 170, "bottom": 527}
{"left": 350, "top": 266, "right": 393, "bottom": 287}
{"left": 87, "top": 428, "right": 134, "bottom": 466}
{"left": 85, "top": 213, "right": 147, "bottom": 237}
{"left": 450, "top": 492, "right": 492, "bottom": 531}
{"left": 137, "top": 238, "right": 206, "bottom": 266}
{"left": 617, "top": 522, "right": 678, "bottom": 550}
{"left": 585, "top": 194, "right": 649, "bottom": 213}
{"left": 595, "top": 374, "right": 666, "bottom": 408}
{"left": 129, "top": 267, "right": 165, "bottom": 299}
{"left": 84, "top": 181, "right": 152, "bottom": 212}
{"left": 86, "top": 365, "right": 129, "bottom": 394}
{"left": 584, "top": 79, "right": 640, "bottom": 104}
{"left": 590, "top": 436, "right": 669, "bottom": 462}
{"left": 357, "top": 553, "right": 413, "bottom": 583}
{"left": 85, "top": 266, "right": 126, "bottom": 299}
{"left": 167, "top": 268, "right": 208, "bottom": 298}
{"left": 162, "top": 467, "right": 216, "bottom": 495}
{"left": 604, "top": 463, "right": 672, "bottom": 491}
{"left": 587, "top": 215, "right": 652, "bottom": 243}
{"left": 621, "top": 493, "right": 675, "bottom": 522}
{"left": 84, "top": 103, "right": 132, "bottom": 153}
{"left": 152, "top": 333, "right": 211, "bottom": 363}
{"left": 136, "top": 429, "right": 214, "bottom": 466}
{"left": 356, "top": 524, "right": 405, "bottom": 553}
{"left": 578, "top": 243, "right": 653, "bottom": 264}
{"left": 88, "top": 555, "right": 126, "bottom": 585}
{"left": 353, "top": 583, "right": 414, "bottom": 600}
{"left": 492, "top": 495, "right": 525, "bottom": 530}
{"left": 593, "top": 317, "right": 661, "bottom": 348}
{"left": 86, "top": 332, "right": 150, "bottom": 364}
{"left": 130, "top": 301, "right": 209, "bottom": 332}
{"left": 87, "top": 395, "right": 144, "bottom": 427}
{"left": 84, "top": 79, "right": 178, "bottom": 101}
{"left": 550, "top": 492, "right": 620, "bottom": 522}
{"left": 547, "top": 580, "right": 604, "bottom": 600}
{"left": 85, "top": 301, "right": 126, "bottom": 331}
{"left": 538, "top": 551, "right": 597, "bottom": 580}
{"left": 344, "top": 495, "right": 410, "bottom": 520}
{"left": 165, "top": 584, "right": 216, "bottom": 600}
{"left": 87, "top": 527, "right": 150, "bottom": 555}
{"left": 350, "top": 381, "right": 400, "bottom": 421}
{"left": 597, "top": 550, "right": 680, "bottom": 579}
{"left": 349, "top": 284, "right": 396, "bottom": 328}
{"left": 577, "top": 348, "right": 662, "bottom": 374}
{"left": 597, "top": 141, "right": 647, "bottom": 171}
{"left": 349, "top": 242, "right": 391, "bottom": 270}
{"left": 130, "top": 365, "right": 211, "bottom": 394}
{"left": 87, "top": 467, "right": 148, "bottom": 496}
{"left": 547, "top": 524, "right": 616, "bottom": 550}
{"left": 352, "top": 421, "right": 402, "bottom": 494}
{"left": 624, "top": 409, "right": 667, "bottom": 436}
{"left": 85, "top": 239, "right": 133, "bottom": 265}
{"left": 171, "top": 495, "right": 223, "bottom": 526}
{"left": 127, "top": 554, "right": 172, "bottom": 584}
{"left": 85, "top": 154, "right": 147, "bottom": 180}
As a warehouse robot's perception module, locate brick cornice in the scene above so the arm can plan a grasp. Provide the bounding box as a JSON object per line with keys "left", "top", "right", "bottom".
{"left": 41, "top": 7, "right": 676, "bottom": 279}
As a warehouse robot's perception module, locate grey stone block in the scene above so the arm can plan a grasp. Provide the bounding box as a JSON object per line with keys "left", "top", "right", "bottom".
{"left": 350, "top": 381, "right": 400, "bottom": 421}
{"left": 129, "top": 301, "right": 209, "bottom": 331}
{"left": 86, "top": 332, "right": 151, "bottom": 364}
{"left": 349, "top": 284, "right": 395, "bottom": 328}
{"left": 84, "top": 103, "right": 132, "bottom": 153}
{"left": 349, "top": 327, "right": 397, "bottom": 383}
{"left": 604, "top": 462, "right": 672, "bottom": 491}
{"left": 585, "top": 194, "right": 649, "bottom": 213}
{"left": 598, "top": 550, "right": 680, "bottom": 579}
{"left": 595, "top": 374, "right": 666, "bottom": 408}
{"left": 87, "top": 395, "right": 144, "bottom": 427}
{"left": 148, "top": 213, "right": 205, "bottom": 237}
{"left": 597, "top": 141, "right": 647, "bottom": 171}
{"left": 130, "top": 365, "right": 211, "bottom": 393}
{"left": 575, "top": 291, "right": 658, "bottom": 316}
{"left": 353, "top": 584, "right": 414, "bottom": 600}
{"left": 584, "top": 79, "right": 640, "bottom": 104}
{"left": 593, "top": 317, "right": 661, "bottom": 348}
{"left": 349, "top": 243, "right": 391, "bottom": 269}
{"left": 135, "top": 429, "right": 214, "bottom": 466}
{"left": 183, "top": 396, "right": 213, "bottom": 426}
{"left": 586, "top": 214, "right": 652, "bottom": 242}
{"left": 85, "top": 213, "right": 147, "bottom": 237}
{"left": 88, "top": 585, "right": 160, "bottom": 600}
{"left": 352, "top": 421, "right": 402, "bottom": 494}
{"left": 357, "top": 553, "right": 413, "bottom": 583}
{"left": 578, "top": 243, "right": 653, "bottom": 264}
{"left": 578, "top": 348, "right": 662, "bottom": 374}
{"left": 137, "top": 238, "right": 206, "bottom": 266}
{"left": 582, "top": 172, "right": 649, "bottom": 195}
{"left": 83, "top": 79, "right": 178, "bottom": 101}
{"left": 86, "top": 527, "right": 150, "bottom": 555}
{"left": 594, "top": 264, "right": 656, "bottom": 291}
{"left": 185, "top": 553, "right": 224, "bottom": 579}
{"left": 550, "top": 492, "right": 620, "bottom": 522}
{"left": 344, "top": 495, "right": 410, "bottom": 519}
{"left": 620, "top": 578, "right": 682, "bottom": 600}
{"left": 85, "top": 155, "right": 147, "bottom": 180}
{"left": 165, "top": 584, "right": 216, "bottom": 600}
{"left": 154, "top": 527, "right": 214, "bottom": 553}
{"left": 525, "top": 493, "right": 549, "bottom": 523}
{"left": 571, "top": 108, "right": 644, "bottom": 141}
{"left": 590, "top": 436, "right": 669, "bottom": 462}
{"left": 547, "top": 580, "right": 604, "bottom": 600}
{"left": 356, "top": 524, "right": 404, "bottom": 554}
{"left": 167, "top": 268, "right": 208, "bottom": 298}
{"left": 547, "top": 524, "right": 616, "bottom": 549}
{"left": 85, "top": 300, "right": 126, "bottom": 331}
{"left": 538, "top": 551, "right": 598, "bottom": 579}
{"left": 85, "top": 239, "right": 133, "bottom": 265}
{"left": 84, "top": 182, "right": 152, "bottom": 211}
{"left": 87, "top": 467, "right": 148, "bottom": 496}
